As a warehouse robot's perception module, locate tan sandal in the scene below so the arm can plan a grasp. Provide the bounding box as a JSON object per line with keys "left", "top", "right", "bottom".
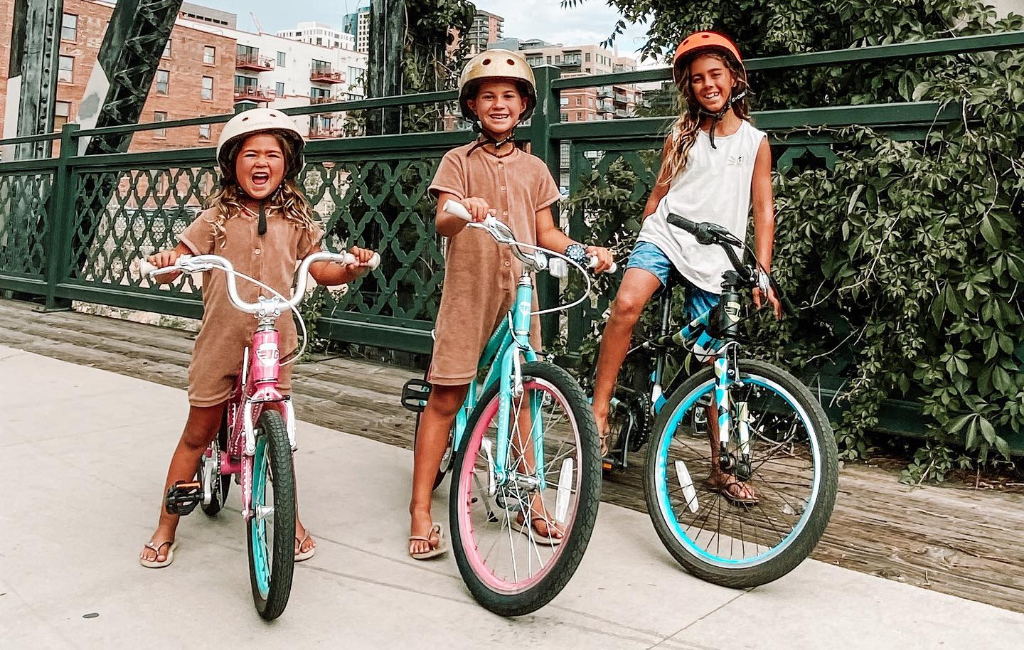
{"left": 409, "top": 523, "right": 447, "bottom": 560}
{"left": 139, "top": 540, "right": 178, "bottom": 569}
{"left": 515, "top": 513, "right": 563, "bottom": 546}
{"left": 295, "top": 532, "right": 316, "bottom": 562}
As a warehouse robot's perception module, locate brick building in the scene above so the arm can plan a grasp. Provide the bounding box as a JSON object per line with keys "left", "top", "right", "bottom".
{"left": 0, "top": 0, "right": 236, "bottom": 153}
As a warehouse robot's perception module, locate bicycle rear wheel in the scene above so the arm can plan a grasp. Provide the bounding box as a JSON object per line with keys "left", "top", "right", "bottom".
{"left": 247, "top": 409, "right": 296, "bottom": 620}
{"left": 449, "top": 362, "right": 601, "bottom": 616}
{"left": 644, "top": 359, "right": 838, "bottom": 588}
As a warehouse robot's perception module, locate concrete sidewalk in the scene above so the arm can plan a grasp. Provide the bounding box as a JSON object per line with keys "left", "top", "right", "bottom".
{"left": 1, "top": 344, "right": 1021, "bottom": 649}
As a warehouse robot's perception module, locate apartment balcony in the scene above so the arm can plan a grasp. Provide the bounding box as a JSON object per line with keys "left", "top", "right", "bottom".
{"left": 597, "top": 102, "right": 614, "bottom": 114}
{"left": 235, "top": 54, "right": 274, "bottom": 72}
{"left": 308, "top": 127, "right": 341, "bottom": 139}
{"left": 596, "top": 87, "right": 613, "bottom": 99}
{"left": 615, "top": 108, "right": 629, "bottom": 117}
{"left": 558, "top": 54, "right": 582, "bottom": 67}
{"left": 614, "top": 93, "right": 628, "bottom": 104}
{"left": 310, "top": 67, "right": 345, "bottom": 84}
{"left": 310, "top": 96, "right": 339, "bottom": 105}
{"left": 233, "top": 86, "right": 274, "bottom": 103}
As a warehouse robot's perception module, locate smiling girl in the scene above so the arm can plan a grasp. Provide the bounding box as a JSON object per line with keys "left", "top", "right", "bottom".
{"left": 139, "top": 109, "right": 375, "bottom": 568}
{"left": 407, "top": 50, "right": 614, "bottom": 559}
{"left": 591, "top": 32, "right": 780, "bottom": 506}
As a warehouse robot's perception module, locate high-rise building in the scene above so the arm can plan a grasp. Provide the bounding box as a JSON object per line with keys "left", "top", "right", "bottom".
{"left": 466, "top": 10, "right": 503, "bottom": 55}
{"left": 341, "top": 4, "right": 371, "bottom": 55}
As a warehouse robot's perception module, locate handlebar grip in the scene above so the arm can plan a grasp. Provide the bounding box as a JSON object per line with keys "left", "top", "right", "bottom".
{"left": 138, "top": 260, "right": 158, "bottom": 276}
{"left": 588, "top": 257, "right": 618, "bottom": 274}
{"left": 443, "top": 199, "right": 472, "bottom": 221}
{"left": 348, "top": 252, "right": 381, "bottom": 270}
{"left": 666, "top": 213, "right": 698, "bottom": 235}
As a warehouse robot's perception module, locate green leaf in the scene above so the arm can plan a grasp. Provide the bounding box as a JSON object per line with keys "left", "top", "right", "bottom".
{"left": 979, "top": 417, "right": 997, "bottom": 444}
{"left": 980, "top": 216, "right": 1004, "bottom": 249}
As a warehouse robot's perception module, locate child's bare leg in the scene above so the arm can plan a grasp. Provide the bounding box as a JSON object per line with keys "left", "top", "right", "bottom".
{"left": 706, "top": 398, "right": 755, "bottom": 501}
{"left": 410, "top": 383, "right": 468, "bottom": 555}
{"left": 140, "top": 403, "right": 224, "bottom": 563}
{"left": 293, "top": 479, "right": 316, "bottom": 556}
{"left": 591, "top": 269, "right": 662, "bottom": 452}
{"left": 510, "top": 399, "right": 563, "bottom": 539}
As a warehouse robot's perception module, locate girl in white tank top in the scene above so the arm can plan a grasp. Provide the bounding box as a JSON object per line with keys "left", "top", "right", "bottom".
{"left": 591, "top": 32, "right": 781, "bottom": 505}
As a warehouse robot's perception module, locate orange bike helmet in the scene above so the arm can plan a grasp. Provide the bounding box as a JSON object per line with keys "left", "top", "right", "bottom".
{"left": 672, "top": 31, "right": 744, "bottom": 86}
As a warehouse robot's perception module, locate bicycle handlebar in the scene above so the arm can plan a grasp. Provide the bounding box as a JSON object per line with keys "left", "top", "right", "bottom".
{"left": 666, "top": 213, "right": 797, "bottom": 316}
{"left": 443, "top": 199, "right": 617, "bottom": 274}
{"left": 139, "top": 250, "right": 380, "bottom": 315}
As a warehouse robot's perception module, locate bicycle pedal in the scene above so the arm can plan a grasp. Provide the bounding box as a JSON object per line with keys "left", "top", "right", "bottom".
{"left": 164, "top": 480, "right": 202, "bottom": 515}
{"left": 401, "top": 379, "right": 431, "bottom": 413}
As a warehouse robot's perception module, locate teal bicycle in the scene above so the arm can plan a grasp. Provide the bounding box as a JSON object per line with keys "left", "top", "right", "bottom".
{"left": 401, "top": 199, "right": 612, "bottom": 616}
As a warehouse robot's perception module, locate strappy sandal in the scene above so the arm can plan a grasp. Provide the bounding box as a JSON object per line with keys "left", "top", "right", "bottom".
{"left": 706, "top": 475, "right": 759, "bottom": 507}
{"left": 295, "top": 532, "right": 316, "bottom": 562}
{"left": 515, "top": 513, "right": 563, "bottom": 546}
{"left": 139, "top": 540, "right": 178, "bottom": 569}
{"left": 408, "top": 523, "right": 447, "bottom": 560}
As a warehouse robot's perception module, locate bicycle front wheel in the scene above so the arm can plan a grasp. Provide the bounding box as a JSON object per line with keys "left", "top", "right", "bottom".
{"left": 247, "top": 409, "right": 296, "bottom": 620}
{"left": 449, "top": 362, "right": 601, "bottom": 616}
{"left": 644, "top": 359, "right": 838, "bottom": 588}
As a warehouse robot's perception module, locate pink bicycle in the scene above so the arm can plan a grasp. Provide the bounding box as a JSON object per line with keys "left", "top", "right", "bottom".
{"left": 140, "top": 249, "right": 378, "bottom": 620}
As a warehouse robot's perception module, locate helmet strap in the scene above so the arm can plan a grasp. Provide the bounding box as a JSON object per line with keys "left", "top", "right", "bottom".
{"left": 468, "top": 122, "right": 517, "bottom": 155}
{"left": 258, "top": 202, "right": 267, "bottom": 236}
{"left": 698, "top": 88, "right": 747, "bottom": 149}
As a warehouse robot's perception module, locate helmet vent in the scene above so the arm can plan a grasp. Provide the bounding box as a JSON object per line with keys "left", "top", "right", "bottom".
{"left": 482, "top": 58, "right": 491, "bottom": 65}
{"left": 506, "top": 59, "right": 514, "bottom": 65}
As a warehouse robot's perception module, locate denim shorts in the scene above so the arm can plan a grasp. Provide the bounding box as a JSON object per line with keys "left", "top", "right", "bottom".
{"left": 626, "top": 241, "right": 719, "bottom": 322}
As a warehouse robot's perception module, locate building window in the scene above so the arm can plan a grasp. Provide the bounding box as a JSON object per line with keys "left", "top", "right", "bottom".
{"left": 348, "top": 66, "right": 364, "bottom": 84}
{"left": 277, "top": 51, "right": 286, "bottom": 67}
{"left": 575, "top": 97, "right": 581, "bottom": 106}
{"left": 199, "top": 124, "right": 211, "bottom": 140}
{"left": 559, "top": 97, "right": 568, "bottom": 106}
{"left": 201, "top": 76, "right": 214, "bottom": 100}
{"left": 54, "top": 101, "right": 71, "bottom": 131}
{"left": 560, "top": 112, "right": 568, "bottom": 121}
{"left": 61, "top": 13, "right": 77, "bottom": 41}
{"left": 58, "top": 56, "right": 73, "bottom": 82}
{"left": 546, "top": 56, "right": 551, "bottom": 64}
{"left": 155, "top": 69, "right": 169, "bottom": 95}
{"left": 276, "top": 82, "right": 285, "bottom": 96}
{"left": 162, "top": 40, "right": 171, "bottom": 58}
{"left": 576, "top": 111, "right": 582, "bottom": 121}
{"left": 203, "top": 46, "right": 216, "bottom": 65}
{"left": 585, "top": 52, "right": 591, "bottom": 63}
{"left": 154, "top": 111, "right": 168, "bottom": 138}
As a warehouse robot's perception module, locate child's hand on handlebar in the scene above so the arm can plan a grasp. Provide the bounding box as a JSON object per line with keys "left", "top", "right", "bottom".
{"left": 587, "top": 246, "right": 615, "bottom": 274}
{"left": 461, "top": 197, "right": 496, "bottom": 222}
{"left": 754, "top": 286, "right": 783, "bottom": 320}
{"left": 345, "top": 246, "right": 377, "bottom": 276}
{"left": 147, "top": 248, "right": 184, "bottom": 283}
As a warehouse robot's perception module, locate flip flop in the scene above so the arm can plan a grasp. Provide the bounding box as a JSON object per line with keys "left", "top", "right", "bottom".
{"left": 409, "top": 523, "right": 447, "bottom": 560}
{"left": 140, "top": 540, "right": 178, "bottom": 569}
{"left": 705, "top": 476, "right": 759, "bottom": 507}
{"left": 295, "top": 532, "right": 316, "bottom": 562}
{"left": 515, "top": 514, "right": 563, "bottom": 546}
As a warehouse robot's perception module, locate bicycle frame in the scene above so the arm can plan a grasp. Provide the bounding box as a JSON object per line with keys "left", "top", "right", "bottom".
{"left": 450, "top": 274, "right": 542, "bottom": 489}
{"left": 219, "top": 318, "right": 295, "bottom": 524}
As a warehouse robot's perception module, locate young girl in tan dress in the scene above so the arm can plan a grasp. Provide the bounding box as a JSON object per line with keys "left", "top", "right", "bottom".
{"left": 139, "top": 109, "right": 375, "bottom": 568}
{"left": 408, "top": 50, "right": 615, "bottom": 559}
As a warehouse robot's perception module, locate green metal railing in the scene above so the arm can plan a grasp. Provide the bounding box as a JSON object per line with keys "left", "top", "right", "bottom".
{"left": 1, "top": 31, "right": 1022, "bottom": 446}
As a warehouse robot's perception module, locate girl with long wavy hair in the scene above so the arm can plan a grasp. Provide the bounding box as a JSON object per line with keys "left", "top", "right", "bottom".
{"left": 139, "top": 109, "right": 375, "bottom": 568}
{"left": 591, "top": 32, "right": 781, "bottom": 506}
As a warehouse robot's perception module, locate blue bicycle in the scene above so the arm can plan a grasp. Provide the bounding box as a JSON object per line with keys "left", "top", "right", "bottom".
{"left": 402, "top": 200, "right": 612, "bottom": 616}
{"left": 603, "top": 214, "right": 839, "bottom": 588}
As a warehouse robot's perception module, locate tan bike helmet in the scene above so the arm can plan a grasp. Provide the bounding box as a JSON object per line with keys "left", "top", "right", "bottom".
{"left": 215, "top": 108, "right": 305, "bottom": 181}
{"left": 458, "top": 49, "right": 537, "bottom": 123}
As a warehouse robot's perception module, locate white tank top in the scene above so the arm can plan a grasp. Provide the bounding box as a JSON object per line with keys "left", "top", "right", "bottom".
{"left": 637, "top": 119, "right": 766, "bottom": 294}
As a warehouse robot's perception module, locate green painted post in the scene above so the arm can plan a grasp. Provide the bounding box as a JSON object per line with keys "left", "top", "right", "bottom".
{"left": 42, "top": 122, "right": 78, "bottom": 311}
{"left": 522, "top": 65, "right": 561, "bottom": 347}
